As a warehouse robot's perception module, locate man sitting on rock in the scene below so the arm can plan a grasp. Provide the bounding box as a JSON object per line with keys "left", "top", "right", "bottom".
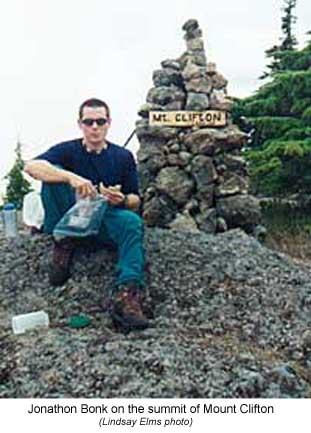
{"left": 24, "top": 98, "right": 148, "bottom": 332}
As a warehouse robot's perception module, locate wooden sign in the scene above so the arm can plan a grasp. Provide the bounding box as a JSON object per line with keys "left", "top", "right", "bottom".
{"left": 149, "top": 110, "right": 227, "bottom": 127}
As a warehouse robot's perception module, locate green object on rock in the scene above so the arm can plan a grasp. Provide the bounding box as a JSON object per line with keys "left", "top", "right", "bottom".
{"left": 68, "top": 315, "right": 91, "bottom": 329}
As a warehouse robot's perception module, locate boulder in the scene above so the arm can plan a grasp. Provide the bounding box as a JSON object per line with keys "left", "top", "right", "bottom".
{"left": 156, "top": 167, "right": 195, "bottom": 205}
{"left": 195, "top": 207, "right": 217, "bottom": 233}
{"left": 147, "top": 86, "right": 185, "bottom": 106}
{"left": 186, "top": 92, "right": 210, "bottom": 110}
{"left": 185, "top": 77, "right": 212, "bottom": 93}
{"left": 142, "top": 194, "right": 178, "bottom": 226}
{"left": 169, "top": 211, "right": 200, "bottom": 233}
{"left": 216, "top": 195, "right": 261, "bottom": 232}
{"left": 152, "top": 69, "right": 183, "bottom": 88}
{"left": 215, "top": 172, "right": 248, "bottom": 197}
{"left": 191, "top": 155, "right": 218, "bottom": 187}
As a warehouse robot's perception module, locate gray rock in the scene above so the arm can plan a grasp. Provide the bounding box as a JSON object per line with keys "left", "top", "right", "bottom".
{"left": 190, "top": 52, "right": 207, "bottom": 66}
{"left": 212, "top": 73, "right": 228, "bottom": 90}
{"left": 191, "top": 155, "right": 218, "bottom": 187}
{"left": 216, "top": 195, "right": 261, "bottom": 232}
{"left": 147, "top": 86, "right": 186, "bottom": 106}
{"left": 184, "top": 198, "right": 199, "bottom": 214}
{"left": 182, "top": 19, "right": 199, "bottom": 33}
{"left": 197, "top": 185, "right": 215, "bottom": 208}
{"left": 156, "top": 167, "right": 195, "bottom": 205}
{"left": 136, "top": 119, "right": 178, "bottom": 141}
{"left": 168, "top": 142, "right": 180, "bottom": 153}
{"left": 169, "top": 211, "right": 200, "bottom": 233}
{"left": 161, "top": 59, "right": 181, "bottom": 70}
{"left": 253, "top": 224, "right": 267, "bottom": 242}
{"left": 195, "top": 208, "right": 217, "bottom": 233}
{"left": 138, "top": 163, "right": 157, "bottom": 193}
{"left": 142, "top": 195, "right": 178, "bottom": 227}
{"left": 185, "top": 77, "right": 212, "bottom": 94}
{"left": 179, "top": 151, "right": 192, "bottom": 166}
{"left": 234, "top": 371, "right": 266, "bottom": 397}
{"left": 210, "top": 126, "right": 248, "bottom": 150}
{"left": 269, "top": 365, "right": 302, "bottom": 394}
{"left": 301, "top": 330, "right": 311, "bottom": 351}
{"left": 138, "top": 102, "right": 163, "bottom": 118}
{"left": 186, "top": 93, "right": 210, "bottom": 110}
{"left": 206, "top": 62, "right": 217, "bottom": 75}
{"left": 210, "top": 92, "right": 233, "bottom": 111}
{"left": 182, "top": 60, "right": 205, "bottom": 81}
{"left": 183, "top": 27, "right": 203, "bottom": 41}
{"left": 186, "top": 38, "right": 204, "bottom": 52}
{"left": 216, "top": 217, "right": 228, "bottom": 232}
{"left": 167, "top": 154, "right": 181, "bottom": 166}
{"left": 215, "top": 172, "right": 249, "bottom": 197}
{"left": 178, "top": 51, "right": 207, "bottom": 68}
{"left": 167, "top": 153, "right": 190, "bottom": 168}
{"left": 184, "top": 128, "right": 216, "bottom": 156}
{"left": 223, "top": 154, "right": 248, "bottom": 175}
{"left": 152, "top": 69, "right": 183, "bottom": 88}
{"left": 162, "top": 100, "right": 184, "bottom": 111}
{"left": 137, "top": 148, "right": 166, "bottom": 173}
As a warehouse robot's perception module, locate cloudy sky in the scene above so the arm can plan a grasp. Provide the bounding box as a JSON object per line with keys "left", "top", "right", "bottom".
{"left": 0, "top": 0, "right": 310, "bottom": 190}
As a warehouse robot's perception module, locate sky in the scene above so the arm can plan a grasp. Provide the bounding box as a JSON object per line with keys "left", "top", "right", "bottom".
{"left": 0, "top": 0, "right": 310, "bottom": 192}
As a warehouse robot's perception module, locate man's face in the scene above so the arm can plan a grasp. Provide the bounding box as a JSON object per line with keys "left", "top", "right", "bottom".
{"left": 78, "top": 106, "right": 111, "bottom": 149}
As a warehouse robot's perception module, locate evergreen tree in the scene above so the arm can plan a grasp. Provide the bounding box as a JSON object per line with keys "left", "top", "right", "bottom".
{"left": 233, "top": 34, "right": 311, "bottom": 197}
{"left": 5, "top": 141, "right": 32, "bottom": 209}
{"left": 261, "top": 0, "right": 298, "bottom": 79}
{"left": 280, "top": 0, "right": 298, "bottom": 50}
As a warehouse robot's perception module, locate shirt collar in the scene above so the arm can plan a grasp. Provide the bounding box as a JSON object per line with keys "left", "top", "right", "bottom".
{"left": 82, "top": 138, "right": 109, "bottom": 154}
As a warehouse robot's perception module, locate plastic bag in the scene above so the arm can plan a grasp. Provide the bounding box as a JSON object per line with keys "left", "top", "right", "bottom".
{"left": 22, "top": 191, "right": 44, "bottom": 229}
{"left": 53, "top": 196, "right": 108, "bottom": 238}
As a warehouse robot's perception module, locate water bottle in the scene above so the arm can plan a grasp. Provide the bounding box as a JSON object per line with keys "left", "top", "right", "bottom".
{"left": 12, "top": 311, "right": 49, "bottom": 334}
{"left": 3, "top": 202, "right": 18, "bottom": 239}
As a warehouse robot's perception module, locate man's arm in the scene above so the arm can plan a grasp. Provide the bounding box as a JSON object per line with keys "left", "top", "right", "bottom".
{"left": 24, "top": 160, "right": 97, "bottom": 198}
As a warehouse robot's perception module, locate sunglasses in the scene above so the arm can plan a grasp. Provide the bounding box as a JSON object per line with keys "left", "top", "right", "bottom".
{"left": 81, "top": 118, "right": 109, "bottom": 127}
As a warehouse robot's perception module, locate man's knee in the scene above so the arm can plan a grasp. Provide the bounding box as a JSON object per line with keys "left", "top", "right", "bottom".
{"left": 120, "top": 210, "right": 144, "bottom": 232}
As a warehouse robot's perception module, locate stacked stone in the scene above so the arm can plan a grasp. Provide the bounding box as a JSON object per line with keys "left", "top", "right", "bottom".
{"left": 136, "top": 19, "right": 261, "bottom": 234}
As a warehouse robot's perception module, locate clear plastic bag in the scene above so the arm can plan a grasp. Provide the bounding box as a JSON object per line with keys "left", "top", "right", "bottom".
{"left": 22, "top": 191, "right": 44, "bottom": 229}
{"left": 53, "top": 196, "right": 108, "bottom": 238}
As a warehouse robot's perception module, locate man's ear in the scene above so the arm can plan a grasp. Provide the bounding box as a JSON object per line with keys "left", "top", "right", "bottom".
{"left": 77, "top": 119, "right": 82, "bottom": 129}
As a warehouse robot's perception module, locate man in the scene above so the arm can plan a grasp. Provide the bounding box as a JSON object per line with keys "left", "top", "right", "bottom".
{"left": 24, "top": 98, "right": 148, "bottom": 331}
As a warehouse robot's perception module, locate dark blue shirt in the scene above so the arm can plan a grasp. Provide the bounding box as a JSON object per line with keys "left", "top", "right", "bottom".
{"left": 34, "top": 138, "right": 139, "bottom": 195}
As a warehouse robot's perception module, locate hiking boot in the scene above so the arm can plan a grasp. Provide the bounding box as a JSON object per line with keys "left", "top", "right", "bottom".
{"left": 48, "top": 238, "right": 76, "bottom": 286}
{"left": 111, "top": 284, "right": 149, "bottom": 331}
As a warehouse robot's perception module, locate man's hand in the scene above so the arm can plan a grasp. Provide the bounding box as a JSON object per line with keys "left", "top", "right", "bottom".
{"left": 99, "top": 183, "right": 140, "bottom": 210}
{"left": 105, "top": 190, "right": 125, "bottom": 206}
{"left": 99, "top": 183, "right": 125, "bottom": 206}
{"left": 68, "top": 174, "right": 97, "bottom": 198}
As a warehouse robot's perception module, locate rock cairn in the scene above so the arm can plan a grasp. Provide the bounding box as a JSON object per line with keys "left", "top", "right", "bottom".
{"left": 136, "top": 19, "right": 261, "bottom": 234}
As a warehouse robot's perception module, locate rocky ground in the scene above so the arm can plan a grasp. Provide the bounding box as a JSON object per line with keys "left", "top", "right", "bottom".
{"left": 1, "top": 227, "right": 311, "bottom": 398}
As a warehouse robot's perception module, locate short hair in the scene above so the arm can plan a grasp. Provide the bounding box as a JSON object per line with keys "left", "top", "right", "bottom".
{"left": 79, "top": 98, "right": 110, "bottom": 119}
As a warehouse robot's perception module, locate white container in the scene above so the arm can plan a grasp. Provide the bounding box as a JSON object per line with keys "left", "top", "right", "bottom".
{"left": 3, "top": 203, "right": 18, "bottom": 238}
{"left": 12, "top": 311, "right": 49, "bottom": 335}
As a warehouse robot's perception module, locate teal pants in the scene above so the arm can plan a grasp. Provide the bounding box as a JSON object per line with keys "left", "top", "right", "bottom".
{"left": 41, "top": 181, "right": 145, "bottom": 288}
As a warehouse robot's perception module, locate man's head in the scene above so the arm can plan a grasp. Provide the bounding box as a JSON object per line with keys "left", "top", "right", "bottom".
{"left": 78, "top": 98, "right": 111, "bottom": 151}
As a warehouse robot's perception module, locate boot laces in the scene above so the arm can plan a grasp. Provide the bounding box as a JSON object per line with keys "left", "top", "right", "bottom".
{"left": 116, "top": 289, "right": 143, "bottom": 317}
